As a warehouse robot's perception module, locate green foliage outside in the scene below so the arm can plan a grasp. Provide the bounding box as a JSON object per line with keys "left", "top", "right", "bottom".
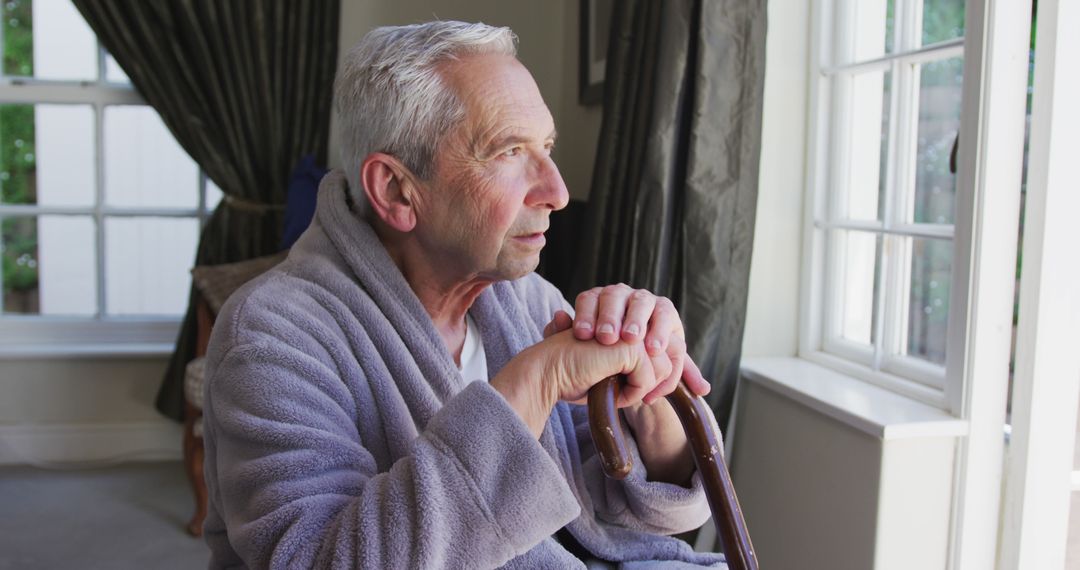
{"left": 1, "top": 0, "right": 38, "bottom": 310}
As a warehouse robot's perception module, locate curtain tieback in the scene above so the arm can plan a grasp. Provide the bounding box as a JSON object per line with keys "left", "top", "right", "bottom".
{"left": 222, "top": 194, "right": 287, "bottom": 214}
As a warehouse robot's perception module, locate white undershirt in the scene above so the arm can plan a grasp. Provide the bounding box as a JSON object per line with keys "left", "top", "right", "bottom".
{"left": 457, "top": 315, "right": 488, "bottom": 384}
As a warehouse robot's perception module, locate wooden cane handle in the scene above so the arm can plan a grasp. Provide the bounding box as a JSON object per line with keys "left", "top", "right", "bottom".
{"left": 587, "top": 376, "right": 633, "bottom": 479}
{"left": 587, "top": 377, "right": 759, "bottom": 570}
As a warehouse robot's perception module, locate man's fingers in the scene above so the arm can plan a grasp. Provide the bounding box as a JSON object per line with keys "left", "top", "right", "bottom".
{"left": 647, "top": 349, "right": 674, "bottom": 389}
{"left": 682, "top": 356, "right": 711, "bottom": 396}
{"left": 544, "top": 310, "right": 573, "bottom": 339}
{"left": 616, "top": 343, "right": 656, "bottom": 406}
{"left": 620, "top": 289, "right": 656, "bottom": 343}
{"left": 573, "top": 288, "right": 602, "bottom": 340}
{"left": 642, "top": 336, "right": 685, "bottom": 404}
{"left": 593, "top": 283, "right": 634, "bottom": 345}
{"left": 644, "top": 297, "right": 683, "bottom": 356}
{"left": 644, "top": 346, "right": 684, "bottom": 405}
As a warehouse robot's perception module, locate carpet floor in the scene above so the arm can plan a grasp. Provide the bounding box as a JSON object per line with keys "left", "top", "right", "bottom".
{"left": 0, "top": 461, "right": 210, "bottom": 570}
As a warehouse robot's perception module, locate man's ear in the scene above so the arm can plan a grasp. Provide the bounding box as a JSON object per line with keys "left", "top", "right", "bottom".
{"left": 359, "top": 153, "right": 418, "bottom": 232}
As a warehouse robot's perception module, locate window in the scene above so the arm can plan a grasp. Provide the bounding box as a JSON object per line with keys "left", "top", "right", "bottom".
{"left": 797, "top": 0, "right": 1038, "bottom": 565}
{"left": 803, "top": 0, "right": 967, "bottom": 403}
{"left": 0, "top": 0, "right": 220, "bottom": 354}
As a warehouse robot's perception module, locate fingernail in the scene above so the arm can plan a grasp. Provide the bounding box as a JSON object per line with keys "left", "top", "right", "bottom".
{"left": 598, "top": 323, "right": 615, "bottom": 335}
{"left": 575, "top": 321, "right": 592, "bottom": 331}
{"left": 625, "top": 324, "right": 640, "bottom": 336}
{"left": 648, "top": 339, "right": 662, "bottom": 353}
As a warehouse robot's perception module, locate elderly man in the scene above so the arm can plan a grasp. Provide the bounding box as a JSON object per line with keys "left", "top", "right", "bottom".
{"left": 202, "top": 20, "right": 726, "bottom": 569}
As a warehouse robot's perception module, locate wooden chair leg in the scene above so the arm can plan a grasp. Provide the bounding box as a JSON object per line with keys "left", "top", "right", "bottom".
{"left": 183, "top": 402, "right": 208, "bottom": 537}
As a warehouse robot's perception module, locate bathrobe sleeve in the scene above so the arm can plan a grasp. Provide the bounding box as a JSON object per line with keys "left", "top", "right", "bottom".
{"left": 522, "top": 275, "right": 713, "bottom": 535}
{"left": 569, "top": 402, "right": 713, "bottom": 535}
{"left": 203, "top": 335, "right": 582, "bottom": 570}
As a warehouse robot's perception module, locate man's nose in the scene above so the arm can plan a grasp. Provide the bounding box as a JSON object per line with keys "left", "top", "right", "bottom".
{"left": 527, "top": 155, "right": 570, "bottom": 211}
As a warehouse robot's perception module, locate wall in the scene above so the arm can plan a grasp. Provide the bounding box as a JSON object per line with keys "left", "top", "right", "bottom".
{"left": 730, "top": 377, "right": 956, "bottom": 569}
{"left": 0, "top": 355, "right": 178, "bottom": 465}
{"left": 741, "top": 0, "right": 810, "bottom": 359}
{"left": 328, "top": 0, "right": 604, "bottom": 201}
{"left": 732, "top": 380, "right": 881, "bottom": 569}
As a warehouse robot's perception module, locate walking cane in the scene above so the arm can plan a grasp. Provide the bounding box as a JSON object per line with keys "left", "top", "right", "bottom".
{"left": 588, "top": 376, "right": 759, "bottom": 570}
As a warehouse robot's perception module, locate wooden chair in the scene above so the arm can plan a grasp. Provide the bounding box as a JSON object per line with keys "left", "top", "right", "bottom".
{"left": 182, "top": 251, "right": 289, "bottom": 537}
{"left": 182, "top": 297, "right": 213, "bottom": 536}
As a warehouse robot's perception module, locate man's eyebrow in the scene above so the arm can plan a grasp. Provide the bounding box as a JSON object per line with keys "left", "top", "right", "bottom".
{"left": 484, "top": 128, "right": 559, "bottom": 152}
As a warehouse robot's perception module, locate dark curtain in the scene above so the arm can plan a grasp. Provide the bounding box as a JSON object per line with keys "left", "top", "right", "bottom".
{"left": 574, "top": 0, "right": 767, "bottom": 430}
{"left": 72, "top": 0, "right": 341, "bottom": 421}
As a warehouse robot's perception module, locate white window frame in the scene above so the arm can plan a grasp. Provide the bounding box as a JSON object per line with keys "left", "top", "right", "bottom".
{"left": 799, "top": 0, "right": 1018, "bottom": 412}
{"left": 803, "top": 0, "right": 1036, "bottom": 568}
{"left": 997, "top": 0, "right": 1080, "bottom": 566}
{"left": 0, "top": 45, "right": 216, "bottom": 357}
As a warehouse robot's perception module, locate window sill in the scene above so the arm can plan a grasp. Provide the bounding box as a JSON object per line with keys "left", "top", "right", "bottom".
{"left": 0, "top": 343, "right": 175, "bottom": 359}
{"left": 740, "top": 357, "right": 968, "bottom": 440}
{"left": 0, "top": 318, "right": 180, "bottom": 359}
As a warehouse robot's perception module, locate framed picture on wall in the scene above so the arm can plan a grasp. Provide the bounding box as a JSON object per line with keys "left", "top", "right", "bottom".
{"left": 580, "top": 0, "right": 613, "bottom": 105}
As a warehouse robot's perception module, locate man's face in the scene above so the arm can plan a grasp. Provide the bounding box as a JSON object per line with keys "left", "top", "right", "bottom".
{"left": 411, "top": 54, "right": 569, "bottom": 283}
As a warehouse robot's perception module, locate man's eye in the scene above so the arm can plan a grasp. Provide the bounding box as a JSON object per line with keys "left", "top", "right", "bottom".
{"left": 502, "top": 147, "right": 522, "bottom": 158}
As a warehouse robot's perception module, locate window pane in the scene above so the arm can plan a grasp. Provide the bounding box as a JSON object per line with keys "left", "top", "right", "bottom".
{"left": 36, "top": 104, "right": 95, "bottom": 207}
{"left": 2, "top": 0, "right": 33, "bottom": 76}
{"left": 842, "top": 70, "right": 891, "bottom": 221}
{"left": 913, "top": 57, "right": 963, "bottom": 224}
{"left": 0, "top": 103, "right": 37, "bottom": 205}
{"left": 104, "top": 51, "right": 130, "bottom": 84}
{"left": 1, "top": 216, "right": 38, "bottom": 313}
{"left": 2, "top": 215, "right": 96, "bottom": 315}
{"left": 3, "top": 0, "right": 98, "bottom": 80}
{"left": 206, "top": 176, "right": 224, "bottom": 212}
{"left": 835, "top": 230, "right": 881, "bottom": 345}
{"left": 104, "top": 106, "right": 198, "bottom": 209}
{"left": 105, "top": 217, "right": 197, "bottom": 316}
{"left": 922, "top": 0, "right": 965, "bottom": 46}
{"left": 1, "top": 104, "right": 95, "bottom": 208}
{"left": 849, "top": 0, "right": 894, "bottom": 61}
{"left": 905, "top": 237, "right": 951, "bottom": 364}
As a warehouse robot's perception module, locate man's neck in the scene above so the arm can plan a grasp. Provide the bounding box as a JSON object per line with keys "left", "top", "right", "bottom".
{"left": 376, "top": 226, "right": 491, "bottom": 364}
{"left": 411, "top": 276, "right": 488, "bottom": 366}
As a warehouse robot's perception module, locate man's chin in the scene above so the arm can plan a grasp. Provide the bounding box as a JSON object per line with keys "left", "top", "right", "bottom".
{"left": 494, "top": 253, "right": 541, "bottom": 281}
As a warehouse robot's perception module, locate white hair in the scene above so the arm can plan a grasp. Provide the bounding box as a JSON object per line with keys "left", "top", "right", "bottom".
{"left": 334, "top": 21, "right": 518, "bottom": 211}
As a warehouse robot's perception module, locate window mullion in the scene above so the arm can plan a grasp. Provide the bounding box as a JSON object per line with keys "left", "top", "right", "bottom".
{"left": 94, "top": 102, "right": 106, "bottom": 319}
{"left": 821, "top": 0, "right": 855, "bottom": 349}
{"left": 874, "top": 56, "right": 903, "bottom": 371}
{"left": 822, "top": 72, "right": 850, "bottom": 346}
{"left": 876, "top": 0, "right": 909, "bottom": 366}
{"left": 883, "top": 0, "right": 920, "bottom": 368}
{"left": 97, "top": 44, "right": 106, "bottom": 85}
{"left": 198, "top": 170, "right": 208, "bottom": 227}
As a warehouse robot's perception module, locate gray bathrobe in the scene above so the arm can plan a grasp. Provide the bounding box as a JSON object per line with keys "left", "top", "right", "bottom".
{"left": 201, "top": 170, "right": 726, "bottom": 569}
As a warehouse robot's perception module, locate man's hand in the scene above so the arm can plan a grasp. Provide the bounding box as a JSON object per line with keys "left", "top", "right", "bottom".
{"left": 555, "top": 286, "right": 711, "bottom": 486}
{"left": 490, "top": 327, "right": 657, "bottom": 438}
{"left": 568, "top": 285, "right": 710, "bottom": 404}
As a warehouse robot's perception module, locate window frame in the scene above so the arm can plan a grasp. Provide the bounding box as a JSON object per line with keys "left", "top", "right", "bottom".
{"left": 802, "top": 0, "right": 1033, "bottom": 566}
{"left": 800, "top": 0, "right": 972, "bottom": 410}
{"left": 0, "top": 44, "right": 215, "bottom": 356}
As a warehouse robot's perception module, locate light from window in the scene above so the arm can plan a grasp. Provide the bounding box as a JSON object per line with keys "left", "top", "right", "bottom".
{"left": 104, "top": 106, "right": 199, "bottom": 209}
{"left": 813, "top": 0, "right": 966, "bottom": 390}
{"left": 0, "top": 0, "right": 213, "bottom": 328}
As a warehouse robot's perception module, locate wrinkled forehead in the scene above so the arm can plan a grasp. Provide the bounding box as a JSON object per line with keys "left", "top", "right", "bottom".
{"left": 439, "top": 54, "right": 555, "bottom": 147}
